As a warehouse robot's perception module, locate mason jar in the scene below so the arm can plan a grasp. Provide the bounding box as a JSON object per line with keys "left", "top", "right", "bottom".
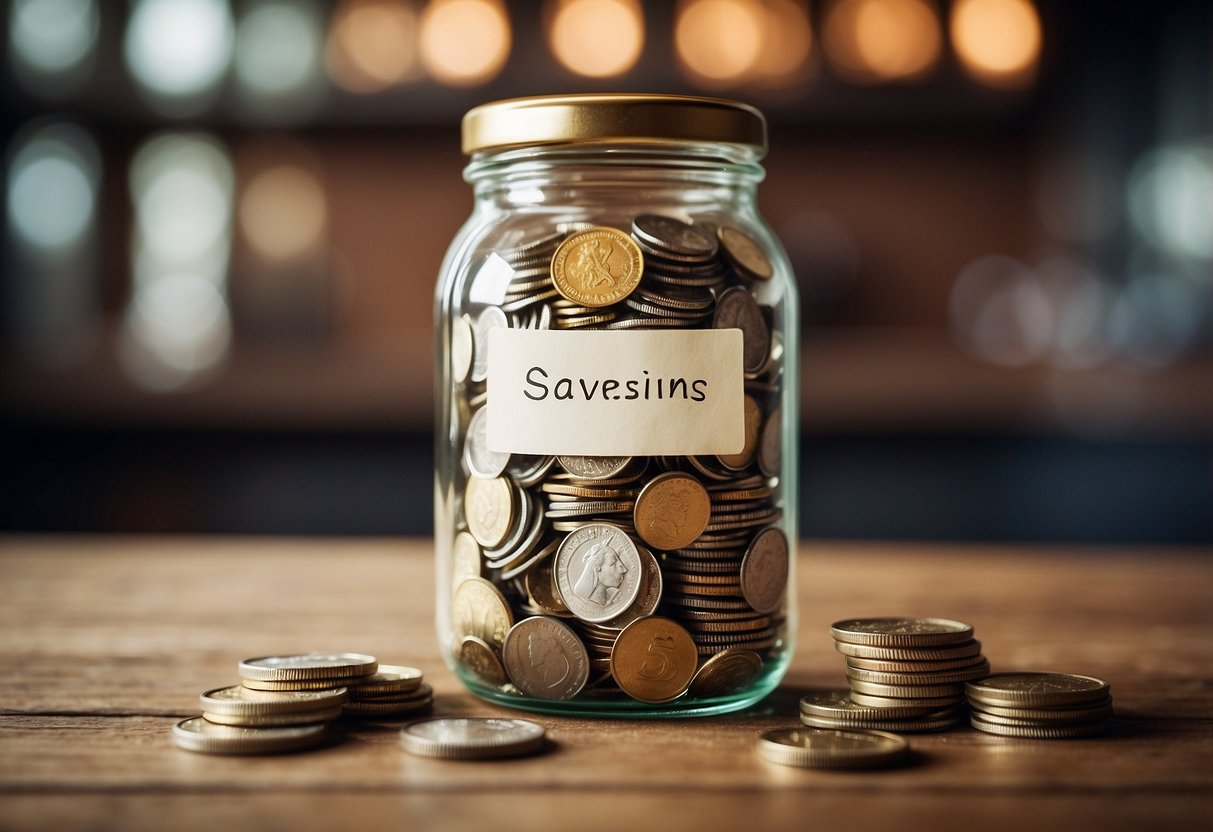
{"left": 434, "top": 94, "right": 798, "bottom": 717}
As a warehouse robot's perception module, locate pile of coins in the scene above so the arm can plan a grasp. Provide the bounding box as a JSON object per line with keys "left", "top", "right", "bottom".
{"left": 171, "top": 653, "right": 430, "bottom": 755}
{"left": 966, "top": 672, "right": 1113, "bottom": 738}
{"left": 800, "top": 617, "right": 990, "bottom": 732}
{"left": 450, "top": 215, "right": 790, "bottom": 705}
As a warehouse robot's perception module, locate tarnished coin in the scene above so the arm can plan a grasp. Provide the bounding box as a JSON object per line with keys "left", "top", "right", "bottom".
{"left": 965, "top": 673, "right": 1111, "bottom": 708}
{"left": 451, "top": 313, "right": 474, "bottom": 384}
{"left": 451, "top": 531, "right": 482, "bottom": 587}
{"left": 799, "top": 688, "right": 943, "bottom": 721}
{"left": 238, "top": 653, "right": 378, "bottom": 682}
{"left": 464, "top": 475, "right": 515, "bottom": 549}
{"left": 634, "top": 472, "right": 711, "bottom": 551}
{"left": 632, "top": 214, "right": 717, "bottom": 259}
{"left": 502, "top": 616, "right": 590, "bottom": 700}
{"left": 451, "top": 576, "right": 515, "bottom": 649}
{"left": 969, "top": 713, "right": 1109, "bottom": 739}
{"left": 471, "top": 306, "right": 508, "bottom": 383}
{"left": 834, "top": 639, "right": 983, "bottom": 661}
{"left": 349, "top": 665, "right": 425, "bottom": 698}
{"left": 757, "top": 405, "right": 781, "bottom": 477}
{"left": 465, "top": 407, "right": 510, "bottom": 479}
{"left": 556, "top": 455, "right": 634, "bottom": 481}
{"left": 201, "top": 685, "right": 348, "bottom": 715}
{"left": 718, "top": 226, "right": 773, "bottom": 281}
{"left": 400, "top": 717, "right": 546, "bottom": 760}
{"left": 717, "top": 395, "right": 761, "bottom": 471}
{"left": 831, "top": 617, "right": 975, "bottom": 647}
{"left": 688, "top": 648, "right": 764, "bottom": 698}
{"left": 756, "top": 727, "right": 909, "bottom": 769}
{"left": 553, "top": 523, "right": 643, "bottom": 623}
{"left": 610, "top": 616, "right": 698, "bottom": 703}
{"left": 551, "top": 226, "right": 643, "bottom": 307}
{"left": 457, "top": 634, "right": 508, "bottom": 686}
{"left": 202, "top": 705, "right": 344, "bottom": 727}
{"left": 740, "top": 527, "right": 788, "bottom": 614}
{"left": 171, "top": 717, "right": 327, "bottom": 755}
{"left": 714, "top": 286, "right": 770, "bottom": 374}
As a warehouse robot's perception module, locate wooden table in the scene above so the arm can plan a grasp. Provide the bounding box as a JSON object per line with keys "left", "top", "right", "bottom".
{"left": 2, "top": 537, "right": 1211, "bottom": 831}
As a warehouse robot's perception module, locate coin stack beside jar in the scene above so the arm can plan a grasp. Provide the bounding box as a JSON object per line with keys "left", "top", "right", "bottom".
{"left": 966, "top": 672, "right": 1113, "bottom": 738}
{"left": 800, "top": 618, "right": 990, "bottom": 732}
{"left": 171, "top": 653, "right": 430, "bottom": 755}
{"left": 450, "top": 216, "right": 790, "bottom": 707}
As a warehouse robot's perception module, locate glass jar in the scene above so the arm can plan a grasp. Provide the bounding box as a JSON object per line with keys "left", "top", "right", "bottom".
{"left": 434, "top": 94, "right": 798, "bottom": 717}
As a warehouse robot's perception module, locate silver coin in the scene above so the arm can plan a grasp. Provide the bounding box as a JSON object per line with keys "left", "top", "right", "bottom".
{"left": 556, "top": 455, "right": 633, "bottom": 480}
{"left": 502, "top": 616, "right": 590, "bottom": 700}
{"left": 601, "top": 546, "right": 663, "bottom": 628}
{"left": 464, "top": 407, "right": 510, "bottom": 478}
{"left": 451, "top": 314, "right": 474, "bottom": 384}
{"left": 471, "top": 306, "right": 508, "bottom": 383}
{"left": 553, "top": 523, "right": 643, "bottom": 623}
{"left": 400, "top": 717, "right": 546, "bottom": 759}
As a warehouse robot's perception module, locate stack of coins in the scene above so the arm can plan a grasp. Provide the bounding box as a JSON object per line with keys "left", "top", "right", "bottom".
{"left": 450, "top": 215, "right": 791, "bottom": 705}
{"left": 966, "top": 672, "right": 1113, "bottom": 738}
{"left": 807, "top": 617, "right": 990, "bottom": 732}
{"left": 172, "top": 653, "right": 430, "bottom": 755}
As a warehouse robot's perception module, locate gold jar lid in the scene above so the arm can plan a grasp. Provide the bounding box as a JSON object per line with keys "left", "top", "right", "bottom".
{"left": 462, "top": 93, "right": 767, "bottom": 156}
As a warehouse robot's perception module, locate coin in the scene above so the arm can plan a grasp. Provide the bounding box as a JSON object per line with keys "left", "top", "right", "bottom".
{"left": 202, "top": 705, "right": 344, "bottom": 727}
{"left": 465, "top": 407, "right": 510, "bottom": 479}
{"left": 602, "top": 545, "right": 663, "bottom": 629}
{"left": 830, "top": 617, "right": 975, "bottom": 647}
{"left": 714, "top": 286, "right": 770, "bottom": 374}
{"left": 845, "top": 658, "right": 991, "bottom": 686}
{"left": 238, "top": 653, "right": 378, "bottom": 682}
{"left": 799, "top": 688, "right": 944, "bottom": 721}
{"left": 688, "top": 648, "right": 763, "bottom": 698}
{"left": 610, "top": 616, "right": 698, "bottom": 703}
{"left": 400, "top": 717, "right": 546, "bottom": 759}
{"left": 834, "top": 639, "right": 983, "bottom": 661}
{"left": 757, "top": 405, "right": 781, "bottom": 478}
{"left": 845, "top": 654, "right": 990, "bottom": 673}
{"left": 965, "top": 673, "right": 1111, "bottom": 708}
{"left": 632, "top": 214, "right": 717, "bottom": 259}
{"left": 242, "top": 676, "right": 360, "bottom": 692}
{"left": 464, "top": 475, "right": 515, "bottom": 549}
{"left": 799, "top": 712, "right": 963, "bottom": 733}
{"left": 502, "top": 616, "right": 590, "bottom": 700}
{"left": 451, "top": 576, "right": 515, "bottom": 649}
{"left": 551, "top": 226, "right": 643, "bottom": 307}
{"left": 969, "top": 699, "right": 1113, "bottom": 722}
{"left": 457, "top": 634, "right": 508, "bottom": 686}
{"left": 848, "top": 679, "right": 967, "bottom": 699}
{"left": 850, "top": 691, "right": 963, "bottom": 709}
{"left": 556, "top": 455, "right": 634, "bottom": 480}
{"left": 471, "top": 306, "right": 508, "bottom": 383}
{"left": 553, "top": 523, "right": 643, "bottom": 623}
{"left": 200, "top": 685, "right": 349, "bottom": 715}
{"left": 451, "top": 313, "right": 474, "bottom": 384}
{"left": 756, "top": 727, "right": 909, "bottom": 769}
{"left": 171, "top": 717, "right": 327, "bottom": 755}
{"left": 717, "top": 395, "right": 761, "bottom": 471}
{"left": 451, "top": 531, "right": 482, "bottom": 587}
{"left": 634, "top": 472, "right": 711, "bottom": 551}
{"left": 969, "top": 713, "right": 1109, "bottom": 739}
{"left": 718, "top": 226, "right": 773, "bottom": 281}
{"left": 740, "top": 527, "right": 788, "bottom": 614}
{"left": 349, "top": 665, "right": 425, "bottom": 697}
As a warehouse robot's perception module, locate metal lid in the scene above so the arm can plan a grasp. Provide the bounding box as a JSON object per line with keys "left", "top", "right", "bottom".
{"left": 461, "top": 93, "right": 767, "bottom": 155}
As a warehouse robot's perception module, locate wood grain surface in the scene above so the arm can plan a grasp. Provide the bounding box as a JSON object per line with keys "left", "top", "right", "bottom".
{"left": 1, "top": 536, "right": 1210, "bottom": 831}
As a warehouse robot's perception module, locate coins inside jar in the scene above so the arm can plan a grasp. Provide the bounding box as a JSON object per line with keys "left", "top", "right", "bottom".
{"left": 448, "top": 216, "right": 789, "bottom": 706}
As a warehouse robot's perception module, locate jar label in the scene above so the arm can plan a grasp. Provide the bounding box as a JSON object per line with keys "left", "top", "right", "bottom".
{"left": 486, "top": 328, "right": 745, "bottom": 455}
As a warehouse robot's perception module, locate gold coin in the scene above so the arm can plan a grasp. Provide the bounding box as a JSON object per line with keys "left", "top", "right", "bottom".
{"left": 202, "top": 706, "right": 343, "bottom": 727}
{"left": 238, "top": 653, "right": 378, "bottom": 682}
{"left": 550, "top": 226, "right": 644, "bottom": 307}
{"left": 171, "top": 717, "right": 327, "bottom": 755}
{"left": 965, "top": 673, "right": 1111, "bottom": 708}
{"left": 200, "top": 685, "right": 348, "bottom": 716}
{"left": 451, "top": 576, "right": 515, "bottom": 650}
{"left": 457, "top": 634, "right": 508, "bottom": 686}
{"left": 739, "top": 527, "right": 788, "bottom": 615}
{"left": 464, "top": 475, "right": 515, "bottom": 549}
{"left": 610, "top": 616, "right": 698, "bottom": 703}
{"left": 687, "top": 648, "right": 763, "bottom": 698}
{"left": 830, "top": 617, "right": 975, "bottom": 647}
{"left": 756, "top": 727, "right": 909, "bottom": 770}
{"left": 633, "top": 471, "right": 711, "bottom": 551}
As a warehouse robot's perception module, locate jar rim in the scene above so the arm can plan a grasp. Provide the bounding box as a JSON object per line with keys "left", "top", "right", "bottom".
{"left": 461, "top": 93, "right": 767, "bottom": 157}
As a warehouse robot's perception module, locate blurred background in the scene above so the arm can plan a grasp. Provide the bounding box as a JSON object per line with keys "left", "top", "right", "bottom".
{"left": 1, "top": 0, "right": 1209, "bottom": 542}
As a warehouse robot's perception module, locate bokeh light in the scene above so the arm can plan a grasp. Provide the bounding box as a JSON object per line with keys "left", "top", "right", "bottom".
{"left": 548, "top": 0, "right": 644, "bottom": 78}
{"left": 675, "top": 0, "right": 765, "bottom": 85}
{"left": 950, "top": 0, "right": 1041, "bottom": 88}
{"left": 326, "top": 0, "right": 419, "bottom": 94}
{"left": 9, "top": 0, "right": 99, "bottom": 94}
{"left": 124, "top": 0, "right": 234, "bottom": 115}
{"left": 1127, "top": 141, "right": 1213, "bottom": 264}
{"left": 949, "top": 255, "right": 1053, "bottom": 366}
{"left": 752, "top": 0, "right": 814, "bottom": 84}
{"left": 823, "top": 0, "right": 942, "bottom": 84}
{"left": 121, "top": 273, "right": 233, "bottom": 390}
{"left": 234, "top": 0, "right": 326, "bottom": 115}
{"left": 419, "top": 0, "right": 511, "bottom": 86}
{"left": 239, "top": 164, "right": 328, "bottom": 263}
{"left": 7, "top": 122, "right": 100, "bottom": 256}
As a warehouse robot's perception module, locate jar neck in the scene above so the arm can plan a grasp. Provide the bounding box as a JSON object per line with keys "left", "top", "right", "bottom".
{"left": 464, "top": 143, "right": 766, "bottom": 211}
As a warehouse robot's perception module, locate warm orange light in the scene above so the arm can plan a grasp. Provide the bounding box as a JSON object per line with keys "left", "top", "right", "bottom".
{"left": 419, "top": 0, "right": 510, "bottom": 86}
{"left": 240, "top": 165, "right": 327, "bottom": 263}
{"left": 950, "top": 0, "right": 1041, "bottom": 88}
{"left": 752, "top": 0, "right": 813, "bottom": 83}
{"left": 675, "top": 0, "right": 765, "bottom": 85}
{"left": 548, "top": 0, "right": 644, "bottom": 78}
{"left": 824, "top": 0, "right": 941, "bottom": 83}
{"left": 326, "top": 0, "right": 418, "bottom": 94}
